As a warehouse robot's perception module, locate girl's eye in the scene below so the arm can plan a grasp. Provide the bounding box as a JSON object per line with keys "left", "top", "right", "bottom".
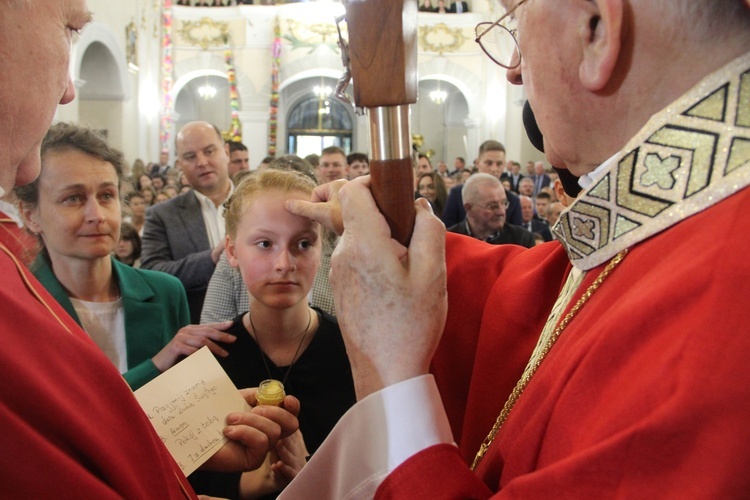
{"left": 257, "top": 240, "right": 272, "bottom": 249}
{"left": 299, "top": 240, "right": 312, "bottom": 250}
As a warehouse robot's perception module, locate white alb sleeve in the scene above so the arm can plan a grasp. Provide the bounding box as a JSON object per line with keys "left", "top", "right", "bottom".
{"left": 279, "top": 374, "right": 455, "bottom": 499}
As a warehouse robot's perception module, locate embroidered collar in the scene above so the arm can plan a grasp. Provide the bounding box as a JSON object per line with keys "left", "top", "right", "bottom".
{"left": 554, "top": 51, "right": 750, "bottom": 271}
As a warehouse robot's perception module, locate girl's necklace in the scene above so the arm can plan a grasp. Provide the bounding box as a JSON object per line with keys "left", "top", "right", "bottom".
{"left": 248, "top": 307, "right": 313, "bottom": 387}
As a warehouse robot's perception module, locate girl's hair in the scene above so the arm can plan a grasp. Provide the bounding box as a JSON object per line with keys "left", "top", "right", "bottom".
{"left": 15, "top": 122, "right": 124, "bottom": 207}
{"left": 116, "top": 222, "right": 142, "bottom": 262}
{"left": 224, "top": 169, "right": 317, "bottom": 239}
{"left": 267, "top": 155, "right": 316, "bottom": 182}
{"left": 140, "top": 185, "right": 157, "bottom": 204}
{"left": 418, "top": 171, "right": 448, "bottom": 218}
{"left": 126, "top": 191, "right": 146, "bottom": 205}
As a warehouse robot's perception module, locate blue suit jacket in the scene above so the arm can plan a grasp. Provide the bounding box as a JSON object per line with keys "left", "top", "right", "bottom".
{"left": 522, "top": 218, "right": 553, "bottom": 242}
{"left": 32, "top": 256, "right": 190, "bottom": 390}
{"left": 141, "top": 190, "right": 216, "bottom": 323}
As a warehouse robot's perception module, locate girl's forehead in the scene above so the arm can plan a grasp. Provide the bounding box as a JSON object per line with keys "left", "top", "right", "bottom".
{"left": 238, "top": 190, "right": 317, "bottom": 225}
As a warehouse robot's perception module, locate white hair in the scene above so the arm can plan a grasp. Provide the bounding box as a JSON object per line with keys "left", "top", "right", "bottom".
{"left": 462, "top": 173, "right": 501, "bottom": 205}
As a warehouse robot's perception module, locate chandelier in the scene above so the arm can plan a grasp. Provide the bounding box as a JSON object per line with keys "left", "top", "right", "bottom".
{"left": 430, "top": 89, "right": 447, "bottom": 104}
{"left": 198, "top": 84, "right": 217, "bottom": 100}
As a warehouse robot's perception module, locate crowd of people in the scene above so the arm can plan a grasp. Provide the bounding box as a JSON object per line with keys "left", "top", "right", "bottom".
{"left": 2, "top": 0, "right": 749, "bottom": 498}
{"left": 419, "top": 0, "right": 471, "bottom": 13}
{"left": 176, "top": 0, "right": 307, "bottom": 6}
{"left": 175, "top": 0, "right": 471, "bottom": 10}
{"left": 412, "top": 148, "right": 561, "bottom": 246}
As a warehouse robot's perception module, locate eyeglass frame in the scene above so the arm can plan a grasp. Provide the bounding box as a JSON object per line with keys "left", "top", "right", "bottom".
{"left": 473, "top": 200, "right": 510, "bottom": 212}
{"left": 474, "top": 0, "right": 528, "bottom": 69}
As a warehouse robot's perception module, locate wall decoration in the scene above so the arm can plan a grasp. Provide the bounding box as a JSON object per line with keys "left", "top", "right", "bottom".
{"left": 268, "top": 20, "right": 281, "bottom": 156}
{"left": 160, "top": 0, "right": 174, "bottom": 151}
{"left": 177, "top": 18, "right": 231, "bottom": 50}
{"left": 283, "top": 19, "right": 341, "bottom": 54}
{"left": 224, "top": 40, "right": 242, "bottom": 142}
{"left": 125, "top": 21, "right": 138, "bottom": 68}
{"left": 418, "top": 23, "right": 466, "bottom": 54}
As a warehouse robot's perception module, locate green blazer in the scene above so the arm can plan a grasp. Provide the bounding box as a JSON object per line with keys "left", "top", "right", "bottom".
{"left": 32, "top": 255, "right": 191, "bottom": 390}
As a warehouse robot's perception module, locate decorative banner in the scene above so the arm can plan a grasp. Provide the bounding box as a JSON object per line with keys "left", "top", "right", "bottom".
{"left": 160, "top": 0, "right": 174, "bottom": 151}
{"left": 224, "top": 41, "right": 242, "bottom": 142}
{"left": 269, "top": 19, "right": 281, "bottom": 157}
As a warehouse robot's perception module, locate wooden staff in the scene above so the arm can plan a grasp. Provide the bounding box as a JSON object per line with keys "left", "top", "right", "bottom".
{"left": 342, "top": 0, "right": 418, "bottom": 246}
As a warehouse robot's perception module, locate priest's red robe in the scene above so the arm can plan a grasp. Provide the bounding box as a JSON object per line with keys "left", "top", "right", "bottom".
{"left": 379, "top": 183, "right": 750, "bottom": 498}
{"left": 0, "top": 239, "right": 195, "bottom": 498}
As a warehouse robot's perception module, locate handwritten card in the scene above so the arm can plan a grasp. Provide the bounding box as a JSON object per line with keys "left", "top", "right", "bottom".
{"left": 134, "top": 346, "right": 248, "bottom": 476}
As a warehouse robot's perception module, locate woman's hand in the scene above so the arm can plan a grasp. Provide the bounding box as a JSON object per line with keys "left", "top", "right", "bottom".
{"left": 151, "top": 320, "right": 236, "bottom": 372}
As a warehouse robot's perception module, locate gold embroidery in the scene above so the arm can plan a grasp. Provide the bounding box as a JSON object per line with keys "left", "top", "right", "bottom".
{"left": 554, "top": 53, "right": 750, "bottom": 271}
{"left": 737, "top": 71, "right": 750, "bottom": 127}
{"left": 685, "top": 84, "right": 727, "bottom": 122}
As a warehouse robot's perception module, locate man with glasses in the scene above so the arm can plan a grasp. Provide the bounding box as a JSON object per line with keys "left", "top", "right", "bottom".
{"left": 448, "top": 173, "right": 534, "bottom": 247}
{"left": 284, "top": 0, "right": 750, "bottom": 497}
{"left": 442, "top": 139, "right": 523, "bottom": 227}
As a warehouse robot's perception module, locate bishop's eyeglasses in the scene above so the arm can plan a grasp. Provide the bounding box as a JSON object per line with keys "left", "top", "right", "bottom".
{"left": 474, "top": 0, "right": 528, "bottom": 69}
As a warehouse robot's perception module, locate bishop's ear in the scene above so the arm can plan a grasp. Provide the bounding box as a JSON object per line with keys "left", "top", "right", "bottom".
{"left": 578, "top": 0, "right": 623, "bottom": 91}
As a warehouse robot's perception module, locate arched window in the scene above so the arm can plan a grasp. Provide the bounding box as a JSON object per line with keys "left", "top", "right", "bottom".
{"left": 287, "top": 92, "right": 353, "bottom": 157}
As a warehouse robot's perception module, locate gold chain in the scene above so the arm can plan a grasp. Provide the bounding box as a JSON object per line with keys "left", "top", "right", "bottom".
{"left": 471, "top": 249, "right": 629, "bottom": 471}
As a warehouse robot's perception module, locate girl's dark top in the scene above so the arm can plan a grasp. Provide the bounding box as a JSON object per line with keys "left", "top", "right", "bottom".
{"left": 189, "top": 308, "right": 355, "bottom": 499}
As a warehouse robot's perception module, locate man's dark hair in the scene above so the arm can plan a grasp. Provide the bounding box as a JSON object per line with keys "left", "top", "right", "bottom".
{"left": 478, "top": 140, "right": 506, "bottom": 156}
{"left": 228, "top": 141, "right": 248, "bottom": 154}
{"left": 535, "top": 191, "right": 552, "bottom": 202}
{"left": 321, "top": 146, "right": 346, "bottom": 158}
{"left": 347, "top": 152, "right": 369, "bottom": 165}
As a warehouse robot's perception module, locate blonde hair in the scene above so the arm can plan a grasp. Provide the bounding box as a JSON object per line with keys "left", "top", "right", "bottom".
{"left": 224, "top": 169, "right": 317, "bottom": 239}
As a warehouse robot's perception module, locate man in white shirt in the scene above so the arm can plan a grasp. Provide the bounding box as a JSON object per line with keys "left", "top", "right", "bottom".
{"left": 141, "top": 121, "right": 233, "bottom": 323}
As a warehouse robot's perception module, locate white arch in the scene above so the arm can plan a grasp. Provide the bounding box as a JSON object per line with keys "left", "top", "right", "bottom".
{"left": 279, "top": 68, "right": 343, "bottom": 92}
{"left": 171, "top": 69, "right": 229, "bottom": 100}
{"left": 419, "top": 73, "right": 474, "bottom": 105}
{"left": 73, "top": 21, "right": 131, "bottom": 100}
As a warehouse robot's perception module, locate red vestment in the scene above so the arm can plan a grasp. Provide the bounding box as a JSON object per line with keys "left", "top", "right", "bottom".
{"left": 0, "top": 239, "right": 195, "bottom": 498}
{"left": 0, "top": 209, "right": 39, "bottom": 265}
{"left": 378, "top": 54, "right": 750, "bottom": 497}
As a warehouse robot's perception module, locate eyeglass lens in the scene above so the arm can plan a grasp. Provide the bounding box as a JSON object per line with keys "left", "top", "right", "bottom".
{"left": 475, "top": 22, "right": 519, "bottom": 68}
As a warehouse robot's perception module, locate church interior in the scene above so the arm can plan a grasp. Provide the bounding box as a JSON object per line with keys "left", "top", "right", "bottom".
{"left": 58, "top": 0, "right": 546, "bottom": 170}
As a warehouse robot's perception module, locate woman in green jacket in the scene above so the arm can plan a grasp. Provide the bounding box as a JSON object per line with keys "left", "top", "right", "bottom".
{"left": 16, "top": 123, "right": 235, "bottom": 390}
